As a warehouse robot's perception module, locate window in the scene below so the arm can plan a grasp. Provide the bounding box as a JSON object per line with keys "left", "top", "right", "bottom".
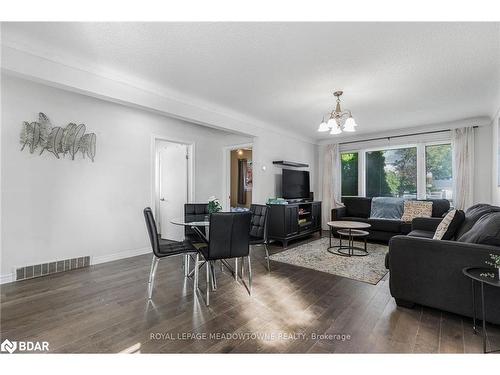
{"left": 425, "top": 144, "right": 452, "bottom": 200}
{"left": 341, "top": 152, "right": 358, "bottom": 196}
{"left": 365, "top": 147, "right": 417, "bottom": 198}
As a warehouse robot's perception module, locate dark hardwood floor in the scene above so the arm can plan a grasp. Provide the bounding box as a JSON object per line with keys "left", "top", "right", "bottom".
{"left": 1, "top": 233, "right": 499, "bottom": 353}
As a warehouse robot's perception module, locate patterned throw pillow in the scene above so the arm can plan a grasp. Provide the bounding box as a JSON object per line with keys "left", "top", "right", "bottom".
{"left": 401, "top": 201, "right": 433, "bottom": 222}
{"left": 433, "top": 209, "right": 465, "bottom": 240}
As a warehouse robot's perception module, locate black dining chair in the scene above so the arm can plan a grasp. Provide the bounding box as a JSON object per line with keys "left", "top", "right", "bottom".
{"left": 249, "top": 204, "right": 271, "bottom": 271}
{"left": 143, "top": 207, "right": 198, "bottom": 299}
{"left": 184, "top": 203, "right": 209, "bottom": 243}
{"left": 190, "top": 211, "right": 252, "bottom": 306}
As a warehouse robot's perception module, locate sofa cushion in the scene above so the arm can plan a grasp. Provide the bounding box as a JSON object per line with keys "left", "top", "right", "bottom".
{"left": 370, "top": 197, "right": 404, "bottom": 219}
{"left": 433, "top": 209, "right": 465, "bottom": 240}
{"left": 401, "top": 222, "right": 412, "bottom": 234}
{"left": 426, "top": 199, "right": 451, "bottom": 218}
{"left": 342, "top": 197, "right": 372, "bottom": 219}
{"left": 366, "top": 218, "right": 402, "bottom": 233}
{"left": 401, "top": 201, "right": 433, "bottom": 222}
{"left": 407, "top": 229, "right": 435, "bottom": 239}
{"left": 455, "top": 204, "right": 500, "bottom": 239}
{"left": 457, "top": 212, "right": 500, "bottom": 246}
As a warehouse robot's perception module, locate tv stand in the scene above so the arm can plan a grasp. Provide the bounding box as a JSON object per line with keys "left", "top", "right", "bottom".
{"left": 286, "top": 198, "right": 308, "bottom": 204}
{"left": 267, "top": 201, "right": 322, "bottom": 248}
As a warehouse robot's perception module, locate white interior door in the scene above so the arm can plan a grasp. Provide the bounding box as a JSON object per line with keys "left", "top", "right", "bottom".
{"left": 159, "top": 142, "right": 188, "bottom": 241}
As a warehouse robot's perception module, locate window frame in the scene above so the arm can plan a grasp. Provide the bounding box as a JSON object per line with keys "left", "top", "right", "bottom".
{"left": 339, "top": 141, "right": 453, "bottom": 201}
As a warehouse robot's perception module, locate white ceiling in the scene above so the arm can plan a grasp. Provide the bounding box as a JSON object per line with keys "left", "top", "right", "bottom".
{"left": 2, "top": 22, "right": 500, "bottom": 141}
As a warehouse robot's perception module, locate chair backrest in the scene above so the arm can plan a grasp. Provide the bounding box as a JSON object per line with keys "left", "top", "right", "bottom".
{"left": 249, "top": 204, "right": 269, "bottom": 241}
{"left": 143, "top": 207, "right": 161, "bottom": 257}
{"left": 184, "top": 203, "right": 209, "bottom": 237}
{"left": 207, "top": 212, "right": 251, "bottom": 260}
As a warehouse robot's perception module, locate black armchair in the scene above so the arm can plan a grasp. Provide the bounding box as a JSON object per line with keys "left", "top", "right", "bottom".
{"left": 249, "top": 204, "right": 271, "bottom": 271}
{"left": 191, "top": 212, "right": 252, "bottom": 306}
{"left": 143, "top": 207, "right": 197, "bottom": 299}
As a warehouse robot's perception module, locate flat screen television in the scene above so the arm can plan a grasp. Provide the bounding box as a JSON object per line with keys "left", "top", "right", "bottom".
{"left": 282, "top": 169, "right": 310, "bottom": 199}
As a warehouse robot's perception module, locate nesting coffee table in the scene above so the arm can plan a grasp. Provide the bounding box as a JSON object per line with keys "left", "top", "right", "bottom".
{"left": 327, "top": 221, "right": 371, "bottom": 257}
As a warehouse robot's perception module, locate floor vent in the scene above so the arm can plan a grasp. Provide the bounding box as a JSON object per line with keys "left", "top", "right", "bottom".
{"left": 16, "top": 256, "right": 90, "bottom": 281}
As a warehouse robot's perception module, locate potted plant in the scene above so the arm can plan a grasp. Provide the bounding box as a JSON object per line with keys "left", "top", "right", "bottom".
{"left": 208, "top": 196, "right": 222, "bottom": 215}
{"left": 486, "top": 254, "right": 500, "bottom": 278}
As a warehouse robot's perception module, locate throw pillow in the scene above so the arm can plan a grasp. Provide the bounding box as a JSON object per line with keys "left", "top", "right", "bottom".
{"left": 401, "top": 200, "right": 433, "bottom": 222}
{"left": 433, "top": 209, "right": 465, "bottom": 240}
{"left": 370, "top": 197, "right": 404, "bottom": 219}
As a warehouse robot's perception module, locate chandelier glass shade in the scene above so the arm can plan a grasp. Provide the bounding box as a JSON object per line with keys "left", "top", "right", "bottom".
{"left": 317, "top": 119, "right": 329, "bottom": 132}
{"left": 317, "top": 91, "right": 357, "bottom": 135}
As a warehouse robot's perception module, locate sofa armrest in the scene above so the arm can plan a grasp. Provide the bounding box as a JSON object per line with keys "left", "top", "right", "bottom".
{"left": 411, "top": 217, "right": 442, "bottom": 232}
{"left": 331, "top": 206, "right": 346, "bottom": 220}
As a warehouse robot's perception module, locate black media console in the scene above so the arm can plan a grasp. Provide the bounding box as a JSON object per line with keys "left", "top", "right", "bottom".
{"left": 267, "top": 201, "right": 322, "bottom": 248}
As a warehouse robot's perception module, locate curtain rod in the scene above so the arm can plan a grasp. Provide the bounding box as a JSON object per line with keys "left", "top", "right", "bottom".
{"left": 338, "top": 126, "right": 479, "bottom": 146}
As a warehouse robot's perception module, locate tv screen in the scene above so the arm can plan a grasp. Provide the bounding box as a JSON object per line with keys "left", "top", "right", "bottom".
{"left": 282, "top": 169, "right": 310, "bottom": 199}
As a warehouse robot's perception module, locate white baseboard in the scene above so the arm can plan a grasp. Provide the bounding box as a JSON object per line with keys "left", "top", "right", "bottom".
{"left": 0, "top": 247, "right": 152, "bottom": 284}
{"left": 0, "top": 273, "right": 15, "bottom": 285}
{"left": 91, "top": 247, "right": 151, "bottom": 265}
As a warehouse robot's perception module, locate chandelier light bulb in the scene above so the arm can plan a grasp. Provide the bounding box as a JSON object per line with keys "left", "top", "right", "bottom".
{"left": 330, "top": 126, "right": 342, "bottom": 135}
{"left": 327, "top": 118, "right": 336, "bottom": 129}
{"left": 317, "top": 120, "right": 329, "bottom": 132}
{"left": 343, "top": 118, "right": 356, "bottom": 132}
{"left": 344, "top": 117, "right": 357, "bottom": 128}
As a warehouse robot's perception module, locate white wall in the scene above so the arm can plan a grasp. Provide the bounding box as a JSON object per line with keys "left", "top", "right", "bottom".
{"left": 252, "top": 131, "right": 318, "bottom": 204}
{"left": 492, "top": 106, "right": 500, "bottom": 205}
{"left": 0, "top": 74, "right": 251, "bottom": 279}
{"left": 317, "top": 117, "right": 493, "bottom": 206}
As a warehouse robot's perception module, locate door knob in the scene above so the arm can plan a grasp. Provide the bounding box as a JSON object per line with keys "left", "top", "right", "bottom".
{"left": 160, "top": 198, "right": 166, "bottom": 201}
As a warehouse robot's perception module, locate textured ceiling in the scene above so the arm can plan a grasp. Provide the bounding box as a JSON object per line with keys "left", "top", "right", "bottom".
{"left": 2, "top": 22, "right": 500, "bottom": 141}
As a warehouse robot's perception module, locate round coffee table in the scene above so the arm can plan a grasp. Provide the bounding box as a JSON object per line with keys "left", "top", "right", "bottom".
{"left": 327, "top": 221, "right": 371, "bottom": 257}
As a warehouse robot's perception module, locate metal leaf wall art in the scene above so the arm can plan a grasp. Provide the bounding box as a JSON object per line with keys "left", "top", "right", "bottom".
{"left": 20, "top": 113, "right": 96, "bottom": 162}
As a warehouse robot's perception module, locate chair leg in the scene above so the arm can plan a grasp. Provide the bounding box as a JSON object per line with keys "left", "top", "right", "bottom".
{"left": 210, "top": 261, "right": 217, "bottom": 291}
{"left": 234, "top": 258, "right": 238, "bottom": 281}
{"left": 247, "top": 255, "right": 252, "bottom": 295}
{"left": 148, "top": 256, "right": 159, "bottom": 299}
{"left": 264, "top": 243, "right": 271, "bottom": 272}
{"left": 184, "top": 254, "right": 190, "bottom": 277}
{"left": 194, "top": 253, "right": 199, "bottom": 290}
{"left": 240, "top": 257, "right": 245, "bottom": 279}
{"left": 205, "top": 261, "right": 210, "bottom": 306}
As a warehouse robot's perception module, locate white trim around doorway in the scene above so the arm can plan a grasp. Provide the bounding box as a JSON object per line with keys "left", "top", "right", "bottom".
{"left": 222, "top": 142, "right": 254, "bottom": 211}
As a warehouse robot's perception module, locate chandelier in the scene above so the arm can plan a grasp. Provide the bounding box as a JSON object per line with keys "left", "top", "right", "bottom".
{"left": 317, "top": 91, "right": 357, "bottom": 134}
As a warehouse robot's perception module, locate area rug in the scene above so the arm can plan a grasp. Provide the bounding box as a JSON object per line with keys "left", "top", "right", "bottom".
{"left": 269, "top": 237, "right": 389, "bottom": 285}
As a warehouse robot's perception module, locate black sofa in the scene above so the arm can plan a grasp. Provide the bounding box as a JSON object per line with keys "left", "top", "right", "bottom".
{"left": 388, "top": 204, "right": 500, "bottom": 325}
{"left": 330, "top": 196, "right": 450, "bottom": 242}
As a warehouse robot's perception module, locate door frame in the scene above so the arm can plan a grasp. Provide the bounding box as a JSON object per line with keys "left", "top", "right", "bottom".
{"left": 222, "top": 142, "right": 253, "bottom": 211}
{"left": 151, "top": 135, "right": 195, "bottom": 233}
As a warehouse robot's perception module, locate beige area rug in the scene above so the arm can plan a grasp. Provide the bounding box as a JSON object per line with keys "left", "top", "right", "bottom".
{"left": 269, "top": 236, "right": 389, "bottom": 285}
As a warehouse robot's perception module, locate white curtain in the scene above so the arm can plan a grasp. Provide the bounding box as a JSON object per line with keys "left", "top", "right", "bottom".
{"left": 452, "top": 127, "right": 475, "bottom": 210}
{"left": 322, "top": 143, "right": 343, "bottom": 229}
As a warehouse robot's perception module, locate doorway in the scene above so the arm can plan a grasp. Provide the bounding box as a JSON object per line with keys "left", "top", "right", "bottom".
{"left": 154, "top": 139, "right": 192, "bottom": 241}
{"left": 229, "top": 147, "right": 253, "bottom": 211}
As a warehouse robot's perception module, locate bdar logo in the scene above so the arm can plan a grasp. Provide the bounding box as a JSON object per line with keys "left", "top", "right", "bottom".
{"left": 1, "top": 339, "right": 17, "bottom": 354}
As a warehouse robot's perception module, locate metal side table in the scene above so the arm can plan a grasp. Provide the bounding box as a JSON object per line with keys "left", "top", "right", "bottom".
{"left": 462, "top": 267, "right": 500, "bottom": 354}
